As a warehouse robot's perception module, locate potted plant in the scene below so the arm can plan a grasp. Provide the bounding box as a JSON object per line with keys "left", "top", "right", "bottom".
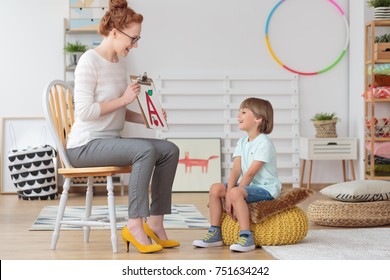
{"left": 311, "top": 112, "right": 339, "bottom": 138}
{"left": 64, "top": 41, "right": 88, "bottom": 66}
{"left": 367, "top": 0, "right": 390, "bottom": 19}
{"left": 374, "top": 33, "right": 390, "bottom": 59}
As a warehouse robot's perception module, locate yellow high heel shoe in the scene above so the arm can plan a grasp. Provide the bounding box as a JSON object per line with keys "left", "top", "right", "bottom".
{"left": 122, "top": 226, "right": 163, "bottom": 253}
{"left": 143, "top": 222, "right": 180, "bottom": 248}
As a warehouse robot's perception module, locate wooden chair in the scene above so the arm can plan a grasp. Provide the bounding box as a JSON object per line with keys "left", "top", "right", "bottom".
{"left": 42, "top": 80, "right": 131, "bottom": 253}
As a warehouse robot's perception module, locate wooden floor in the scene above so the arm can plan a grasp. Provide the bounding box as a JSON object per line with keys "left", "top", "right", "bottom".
{"left": 0, "top": 185, "right": 333, "bottom": 260}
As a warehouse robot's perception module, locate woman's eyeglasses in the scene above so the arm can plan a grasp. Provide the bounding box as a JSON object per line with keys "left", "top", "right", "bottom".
{"left": 117, "top": 29, "right": 141, "bottom": 45}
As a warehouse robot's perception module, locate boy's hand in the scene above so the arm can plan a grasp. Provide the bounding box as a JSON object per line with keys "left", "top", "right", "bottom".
{"left": 225, "top": 193, "right": 236, "bottom": 221}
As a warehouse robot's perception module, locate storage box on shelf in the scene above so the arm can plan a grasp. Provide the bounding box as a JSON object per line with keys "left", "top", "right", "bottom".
{"left": 364, "top": 20, "right": 390, "bottom": 180}
{"left": 69, "top": 0, "right": 107, "bottom": 30}
{"left": 374, "top": 42, "right": 390, "bottom": 60}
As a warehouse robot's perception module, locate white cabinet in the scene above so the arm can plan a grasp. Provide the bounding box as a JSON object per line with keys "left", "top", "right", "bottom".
{"left": 299, "top": 137, "right": 358, "bottom": 160}
{"left": 299, "top": 137, "right": 357, "bottom": 189}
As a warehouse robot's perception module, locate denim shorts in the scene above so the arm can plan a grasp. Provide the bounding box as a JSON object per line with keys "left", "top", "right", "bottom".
{"left": 225, "top": 184, "right": 274, "bottom": 203}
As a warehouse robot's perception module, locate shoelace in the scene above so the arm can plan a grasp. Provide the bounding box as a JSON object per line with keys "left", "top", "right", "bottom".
{"left": 203, "top": 230, "right": 216, "bottom": 241}
{"left": 235, "top": 236, "right": 248, "bottom": 246}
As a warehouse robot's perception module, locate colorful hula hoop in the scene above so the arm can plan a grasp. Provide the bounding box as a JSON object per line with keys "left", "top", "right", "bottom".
{"left": 265, "top": 0, "right": 349, "bottom": 75}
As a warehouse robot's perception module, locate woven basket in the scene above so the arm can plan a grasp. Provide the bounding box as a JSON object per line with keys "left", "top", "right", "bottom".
{"left": 313, "top": 119, "right": 337, "bottom": 138}
{"left": 307, "top": 199, "right": 390, "bottom": 227}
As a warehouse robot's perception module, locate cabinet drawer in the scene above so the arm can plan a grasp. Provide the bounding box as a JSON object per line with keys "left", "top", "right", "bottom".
{"left": 70, "top": 0, "right": 108, "bottom": 8}
{"left": 299, "top": 138, "right": 357, "bottom": 160}
{"left": 69, "top": 18, "right": 101, "bottom": 31}
{"left": 70, "top": 7, "right": 106, "bottom": 19}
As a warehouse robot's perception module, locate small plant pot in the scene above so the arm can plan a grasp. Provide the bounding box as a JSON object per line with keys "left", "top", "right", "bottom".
{"left": 374, "top": 7, "right": 390, "bottom": 20}
{"left": 66, "top": 52, "right": 84, "bottom": 66}
{"left": 312, "top": 119, "right": 337, "bottom": 138}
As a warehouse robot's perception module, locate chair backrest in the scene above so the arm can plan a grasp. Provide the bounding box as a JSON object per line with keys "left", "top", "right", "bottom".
{"left": 42, "top": 80, "right": 75, "bottom": 169}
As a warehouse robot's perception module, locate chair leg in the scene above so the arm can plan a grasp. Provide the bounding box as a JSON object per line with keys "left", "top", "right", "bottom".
{"left": 51, "top": 177, "right": 71, "bottom": 250}
{"left": 120, "top": 174, "right": 124, "bottom": 196}
{"left": 84, "top": 176, "right": 93, "bottom": 243}
{"left": 107, "top": 176, "right": 118, "bottom": 253}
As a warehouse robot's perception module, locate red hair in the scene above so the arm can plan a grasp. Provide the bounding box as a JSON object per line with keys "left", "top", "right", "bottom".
{"left": 99, "top": 0, "right": 143, "bottom": 36}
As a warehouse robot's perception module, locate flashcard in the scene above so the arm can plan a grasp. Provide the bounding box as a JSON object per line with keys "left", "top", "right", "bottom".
{"left": 130, "top": 73, "right": 169, "bottom": 131}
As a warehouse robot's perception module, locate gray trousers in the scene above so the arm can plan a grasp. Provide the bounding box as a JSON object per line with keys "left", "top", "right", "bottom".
{"left": 67, "top": 138, "right": 179, "bottom": 218}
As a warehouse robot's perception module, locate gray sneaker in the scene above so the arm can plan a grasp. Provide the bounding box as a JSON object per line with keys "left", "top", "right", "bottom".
{"left": 193, "top": 227, "right": 223, "bottom": 248}
{"left": 229, "top": 233, "right": 256, "bottom": 252}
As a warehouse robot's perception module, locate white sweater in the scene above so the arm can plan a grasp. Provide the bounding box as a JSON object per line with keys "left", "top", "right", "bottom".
{"left": 67, "top": 49, "right": 127, "bottom": 149}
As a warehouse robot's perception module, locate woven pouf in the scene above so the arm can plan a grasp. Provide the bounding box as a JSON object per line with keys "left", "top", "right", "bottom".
{"left": 307, "top": 199, "right": 390, "bottom": 227}
{"left": 221, "top": 206, "right": 309, "bottom": 246}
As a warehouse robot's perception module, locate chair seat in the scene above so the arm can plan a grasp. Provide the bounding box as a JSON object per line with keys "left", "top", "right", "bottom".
{"left": 58, "top": 165, "right": 132, "bottom": 178}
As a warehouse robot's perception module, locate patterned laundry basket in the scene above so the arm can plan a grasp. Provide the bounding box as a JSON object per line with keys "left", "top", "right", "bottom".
{"left": 8, "top": 145, "right": 58, "bottom": 200}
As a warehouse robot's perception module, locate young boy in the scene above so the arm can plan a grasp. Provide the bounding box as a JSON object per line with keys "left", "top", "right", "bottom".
{"left": 193, "top": 97, "right": 281, "bottom": 252}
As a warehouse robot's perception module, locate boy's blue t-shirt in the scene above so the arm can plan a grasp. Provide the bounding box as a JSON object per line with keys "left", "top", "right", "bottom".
{"left": 233, "top": 134, "right": 281, "bottom": 198}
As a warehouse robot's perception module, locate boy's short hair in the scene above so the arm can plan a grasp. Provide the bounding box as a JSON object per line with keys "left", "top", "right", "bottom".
{"left": 240, "top": 97, "right": 274, "bottom": 134}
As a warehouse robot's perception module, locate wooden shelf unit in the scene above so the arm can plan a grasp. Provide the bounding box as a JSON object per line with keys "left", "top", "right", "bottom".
{"left": 364, "top": 20, "right": 390, "bottom": 180}
{"left": 63, "top": 18, "right": 100, "bottom": 84}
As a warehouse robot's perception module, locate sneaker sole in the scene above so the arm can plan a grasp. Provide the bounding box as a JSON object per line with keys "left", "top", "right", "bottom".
{"left": 229, "top": 244, "right": 256, "bottom": 252}
{"left": 192, "top": 240, "right": 223, "bottom": 248}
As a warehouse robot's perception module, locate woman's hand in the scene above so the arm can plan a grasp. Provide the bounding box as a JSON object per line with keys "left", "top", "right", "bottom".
{"left": 122, "top": 82, "right": 141, "bottom": 105}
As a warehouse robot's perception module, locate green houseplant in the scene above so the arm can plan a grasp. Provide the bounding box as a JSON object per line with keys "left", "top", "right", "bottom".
{"left": 311, "top": 113, "right": 339, "bottom": 138}
{"left": 374, "top": 33, "right": 390, "bottom": 43}
{"left": 64, "top": 41, "right": 88, "bottom": 53}
{"left": 64, "top": 41, "right": 88, "bottom": 66}
{"left": 367, "top": 0, "right": 390, "bottom": 8}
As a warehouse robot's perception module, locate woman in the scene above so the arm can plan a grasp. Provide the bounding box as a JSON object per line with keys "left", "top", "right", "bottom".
{"left": 66, "top": 0, "right": 180, "bottom": 253}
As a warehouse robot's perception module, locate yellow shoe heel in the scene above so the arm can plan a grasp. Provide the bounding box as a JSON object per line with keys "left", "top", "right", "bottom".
{"left": 143, "top": 222, "right": 180, "bottom": 248}
{"left": 122, "top": 226, "right": 163, "bottom": 253}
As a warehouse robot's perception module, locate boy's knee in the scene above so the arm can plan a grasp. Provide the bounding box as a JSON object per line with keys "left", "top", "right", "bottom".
{"left": 229, "top": 187, "right": 245, "bottom": 201}
{"left": 209, "top": 183, "right": 225, "bottom": 198}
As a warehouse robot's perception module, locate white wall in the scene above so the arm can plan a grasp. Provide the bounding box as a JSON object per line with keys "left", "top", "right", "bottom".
{"left": 0, "top": 0, "right": 357, "bottom": 184}
{"left": 349, "top": 0, "right": 366, "bottom": 180}
{"left": 0, "top": 0, "right": 68, "bottom": 115}
{"left": 123, "top": 0, "right": 351, "bottom": 184}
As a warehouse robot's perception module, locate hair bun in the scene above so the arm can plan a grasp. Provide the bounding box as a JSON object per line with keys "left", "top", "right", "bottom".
{"left": 109, "top": 0, "right": 127, "bottom": 11}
